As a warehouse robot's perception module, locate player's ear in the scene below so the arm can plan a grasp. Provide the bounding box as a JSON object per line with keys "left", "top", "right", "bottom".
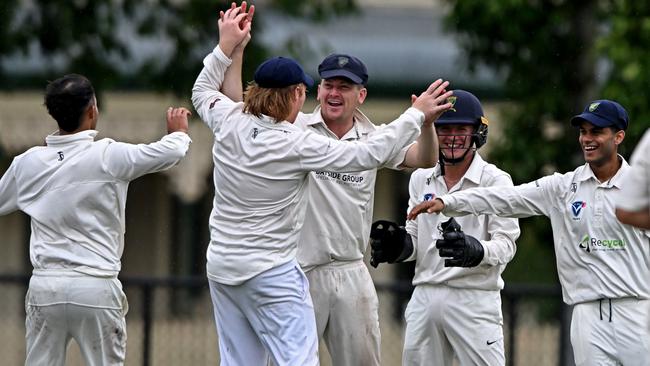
{"left": 357, "top": 87, "right": 367, "bottom": 105}
{"left": 614, "top": 129, "right": 625, "bottom": 146}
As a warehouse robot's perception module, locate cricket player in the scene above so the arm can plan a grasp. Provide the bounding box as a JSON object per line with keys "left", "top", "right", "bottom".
{"left": 0, "top": 74, "right": 192, "bottom": 365}
{"left": 292, "top": 54, "right": 441, "bottom": 366}
{"left": 409, "top": 99, "right": 650, "bottom": 366}
{"left": 369, "top": 90, "right": 519, "bottom": 365}
{"left": 192, "top": 4, "right": 453, "bottom": 365}
{"left": 616, "top": 128, "right": 650, "bottom": 229}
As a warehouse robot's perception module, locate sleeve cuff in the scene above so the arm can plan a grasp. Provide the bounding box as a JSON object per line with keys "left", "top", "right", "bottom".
{"left": 404, "top": 107, "right": 425, "bottom": 127}
{"left": 212, "top": 45, "right": 233, "bottom": 66}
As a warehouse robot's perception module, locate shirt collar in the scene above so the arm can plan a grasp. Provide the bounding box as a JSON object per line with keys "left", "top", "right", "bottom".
{"left": 45, "top": 130, "right": 98, "bottom": 146}
{"left": 574, "top": 154, "right": 629, "bottom": 188}
{"left": 433, "top": 152, "right": 487, "bottom": 185}
{"left": 305, "top": 106, "right": 375, "bottom": 140}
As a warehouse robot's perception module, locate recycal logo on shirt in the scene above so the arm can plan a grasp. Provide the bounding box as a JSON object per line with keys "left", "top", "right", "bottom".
{"left": 578, "top": 234, "right": 626, "bottom": 253}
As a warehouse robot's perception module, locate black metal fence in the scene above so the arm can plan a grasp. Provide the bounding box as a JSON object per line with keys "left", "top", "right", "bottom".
{"left": 0, "top": 273, "right": 570, "bottom": 366}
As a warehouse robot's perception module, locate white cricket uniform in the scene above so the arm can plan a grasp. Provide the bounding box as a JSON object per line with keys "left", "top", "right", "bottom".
{"left": 403, "top": 154, "right": 519, "bottom": 366}
{"left": 294, "top": 107, "right": 408, "bottom": 366}
{"left": 617, "top": 129, "right": 650, "bottom": 212}
{"left": 0, "top": 130, "right": 191, "bottom": 366}
{"left": 439, "top": 159, "right": 650, "bottom": 366}
{"left": 192, "top": 46, "right": 425, "bottom": 366}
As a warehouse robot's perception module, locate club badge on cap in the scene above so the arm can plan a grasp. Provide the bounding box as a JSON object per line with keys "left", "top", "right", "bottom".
{"left": 318, "top": 53, "right": 369, "bottom": 86}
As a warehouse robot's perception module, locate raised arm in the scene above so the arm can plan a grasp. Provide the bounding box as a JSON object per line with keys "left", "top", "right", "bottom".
{"left": 221, "top": 2, "right": 255, "bottom": 102}
{"left": 191, "top": 3, "right": 252, "bottom": 129}
{"left": 400, "top": 81, "right": 450, "bottom": 168}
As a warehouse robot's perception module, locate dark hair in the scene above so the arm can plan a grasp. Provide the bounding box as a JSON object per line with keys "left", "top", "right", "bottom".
{"left": 44, "top": 74, "right": 95, "bottom": 132}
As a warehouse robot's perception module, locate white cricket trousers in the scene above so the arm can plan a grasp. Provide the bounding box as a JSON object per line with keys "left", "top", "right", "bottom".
{"left": 570, "top": 297, "right": 650, "bottom": 366}
{"left": 25, "top": 272, "right": 128, "bottom": 366}
{"left": 403, "top": 285, "right": 505, "bottom": 366}
{"left": 208, "top": 259, "right": 319, "bottom": 366}
{"left": 306, "top": 260, "right": 381, "bottom": 366}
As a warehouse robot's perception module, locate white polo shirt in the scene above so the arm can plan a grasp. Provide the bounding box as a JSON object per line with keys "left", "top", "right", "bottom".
{"left": 439, "top": 159, "right": 650, "bottom": 305}
{"left": 617, "top": 129, "right": 650, "bottom": 211}
{"left": 294, "top": 107, "right": 408, "bottom": 272}
{"left": 0, "top": 130, "right": 191, "bottom": 277}
{"left": 192, "top": 46, "right": 425, "bottom": 285}
{"left": 404, "top": 154, "right": 520, "bottom": 290}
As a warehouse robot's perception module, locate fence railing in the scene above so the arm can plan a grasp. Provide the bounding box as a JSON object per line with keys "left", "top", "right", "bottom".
{"left": 0, "top": 273, "right": 570, "bottom": 366}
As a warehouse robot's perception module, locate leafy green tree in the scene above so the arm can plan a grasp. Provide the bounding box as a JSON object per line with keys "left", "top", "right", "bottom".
{"left": 599, "top": 1, "right": 650, "bottom": 148}
{"left": 0, "top": 0, "right": 268, "bottom": 97}
{"left": 0, "top": 0, "right": 358, "bottom": 98}
{"left": 444, "top": 0, "right": 650, "bottom": 287}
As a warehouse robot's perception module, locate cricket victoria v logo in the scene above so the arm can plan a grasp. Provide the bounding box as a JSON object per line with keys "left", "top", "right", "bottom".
{"left": 571, "top": 201, "right": 586, "bottom": 221}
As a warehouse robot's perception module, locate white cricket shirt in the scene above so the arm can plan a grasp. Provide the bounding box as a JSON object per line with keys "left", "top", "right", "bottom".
{"left": 294, "top": 107, "right": 408, "bottom": 272}
{"left": 405, "top": 154, "right": 520, "bottom": 290}
{"left": 192, "top": 46, "right": 425, "bottom": 285}
{"left": 439, "top": 159, "right": 650, "bottom": 304}
{"left": 0, "top": 130, "right": 191, "bottom": 277}
{"left": 617, "top": 129, "right": 650, "bottom": 212}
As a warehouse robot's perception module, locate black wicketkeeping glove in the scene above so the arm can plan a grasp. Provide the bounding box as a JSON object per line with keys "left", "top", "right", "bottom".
{"left": 435, "top": 217, "right": 484, "bottom": 267}
{"left": 369, "top": 220, "right": 413, "bottom": 268}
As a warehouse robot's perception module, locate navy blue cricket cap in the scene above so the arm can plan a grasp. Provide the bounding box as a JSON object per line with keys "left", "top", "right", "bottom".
{"left": 435, "top": 90, "right": 484, "bottom": 125}
{"left": 570, "top": 100, "right": 629, "bottom": 130}
{"left": 318, "top": 54, "right": 369, "bottom": 86}
{"left": 253, "top": 56, "right": 314, "bottom": 89}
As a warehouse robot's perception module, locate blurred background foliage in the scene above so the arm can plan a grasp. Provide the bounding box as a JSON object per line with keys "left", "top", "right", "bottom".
{"left": 444, "top": 0, "right": 650, "bottom": 293}
{"left": 1, "top": 0, "right": 649, "bottom": 290}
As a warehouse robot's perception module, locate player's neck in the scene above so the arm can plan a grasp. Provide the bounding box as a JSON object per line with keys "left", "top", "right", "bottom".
{"left": 442, "top": 154, "right": 473, "bottom": 189}
{"left": 324, "top": 117, "right": 354, "bottom": 139}
{"left": 590, "top": 155, "right": 622, "bottom": 183}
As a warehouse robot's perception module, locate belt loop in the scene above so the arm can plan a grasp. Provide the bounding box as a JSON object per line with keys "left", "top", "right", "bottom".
{"left": 609, "top": 299, "right": 612, "bottom": 322}
{"left": 599, "top": 299, "right": 603, "bottom": 321}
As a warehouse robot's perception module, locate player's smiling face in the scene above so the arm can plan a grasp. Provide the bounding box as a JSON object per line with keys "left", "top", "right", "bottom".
{"left": 317, "top": 78, "right": 367, "bottom": 124}
{"left": 578, "top": 121, "right": 623, "bottom": 167}
{"left": 436, "top": 124, "right": 474, "bottom": 161}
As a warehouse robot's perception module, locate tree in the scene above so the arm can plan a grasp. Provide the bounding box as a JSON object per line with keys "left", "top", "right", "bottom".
{"left": 0, "top": 0, "right": 358, "bottom": 98}
{"left": 444, "top": 0, "right": 650, "bottom": 286}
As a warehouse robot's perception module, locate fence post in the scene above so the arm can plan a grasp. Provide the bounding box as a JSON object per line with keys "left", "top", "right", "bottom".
{"left": 559, "top": 303, "right": 574, "bottom": 366}
{"left": 507, "top": 295, "right": 519, "bottom": 366}
{"left": 142, "top": 284, "right": 153, "bottom": 366}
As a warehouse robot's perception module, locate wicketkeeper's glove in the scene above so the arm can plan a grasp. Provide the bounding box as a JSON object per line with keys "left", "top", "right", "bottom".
{"left": 369, "top": 220, "right": 414, "bottom": 268}
{"left": 436, "top": 217, "right": 484, "bottom": 267}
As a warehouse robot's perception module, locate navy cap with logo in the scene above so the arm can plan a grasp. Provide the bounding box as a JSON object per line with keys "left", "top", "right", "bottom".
{"left": 318, "top": 54, "right": 369, "bottom": 86}
{"left": 254, "top": 56, "right": 314, "bottom": 89}
{"left": 570, "top": 100, "right": 629, "bottom": 130}
{"left": 435, "top": 90, "right": 485, "bottom": 125}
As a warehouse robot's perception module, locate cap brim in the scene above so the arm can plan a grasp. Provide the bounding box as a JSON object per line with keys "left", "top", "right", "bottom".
{"left": 435, "top": 119, "right": 476, "bottom": 125}
{"left": 570, "top": 113, "right": 617, "bottom": 128}
{"left": 319, "top": 70, "right": 364, "bottom": 85}
{"left": 302, "top": 74, "right": 314, "bottom": 88}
